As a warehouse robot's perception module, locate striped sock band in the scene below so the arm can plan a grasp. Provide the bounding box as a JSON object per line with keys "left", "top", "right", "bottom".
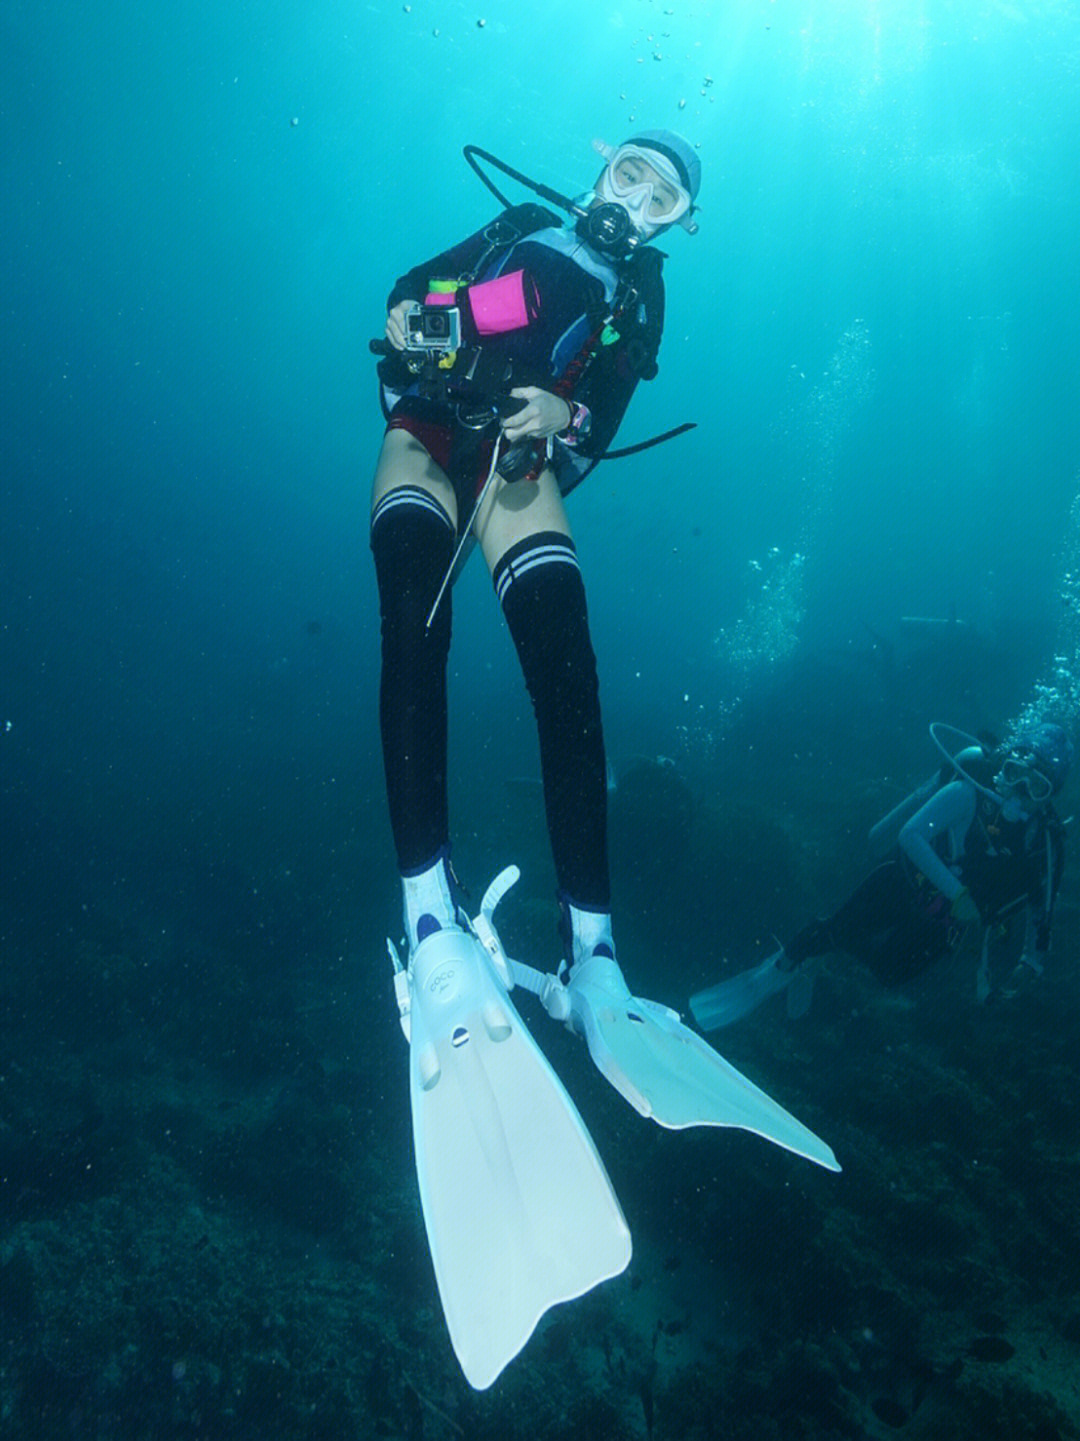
{"left": 492, "top": 532, "right": 579, "bottom": 607}
{"left": 370, "top": 485, "right": 454, "bottom": 539}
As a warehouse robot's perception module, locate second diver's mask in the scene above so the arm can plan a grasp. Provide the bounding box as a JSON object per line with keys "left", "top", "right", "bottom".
{"left": 994, "top": 753, "right": 1054, "bottom": 807}
{"left": 591, "top": 141, "right": 694, "bottom": 243}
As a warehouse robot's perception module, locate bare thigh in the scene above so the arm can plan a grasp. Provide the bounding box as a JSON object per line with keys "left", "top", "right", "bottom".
{"left": 475, "top": 465, "right": 573, "bottom": 573}
{"left": 371, "top": 429, "right": 574, "bottom": 571}
{"left": 371, "top": 428, "right": 458, "bottom": 526}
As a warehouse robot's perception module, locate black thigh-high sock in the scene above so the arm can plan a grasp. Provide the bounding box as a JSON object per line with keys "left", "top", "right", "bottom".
{"left": 370, "top": 487, "right": 455, "bottom": 872}
{"left": 495, "top": 532, "right": 610, "bottom": 910}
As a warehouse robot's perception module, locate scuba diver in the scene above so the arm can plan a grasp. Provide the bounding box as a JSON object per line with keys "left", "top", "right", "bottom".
{"left": 691, "top": 722, "right": 1073, "bottom": 1030}
{"left": 371, "top": 132, "right": 699, "bottom": 964}
{"left": 369, "top": 134, "right": 840, "bottom": 1391}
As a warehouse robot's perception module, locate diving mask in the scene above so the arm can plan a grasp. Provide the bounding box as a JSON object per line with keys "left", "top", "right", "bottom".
{"left": 594, "top": 141, "right": 694, "bottom": 240}
{"left": 995, "top": 754, "right": 1053, "bottom": 805}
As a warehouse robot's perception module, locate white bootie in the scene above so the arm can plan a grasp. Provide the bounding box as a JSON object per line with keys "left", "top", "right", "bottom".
{"left": 561, "top": 896, "right": 616, "bottom": 971}
{"left": 402, "top": 848, "right": 465, "bottom": 954}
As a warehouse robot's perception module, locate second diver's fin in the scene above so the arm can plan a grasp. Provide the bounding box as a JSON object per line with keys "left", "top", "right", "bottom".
{"left": 392, "top": 904, "right": 631, "bottom": 1391}
{"left": 689, "top": 948, "right": 794, "bottom": 1031}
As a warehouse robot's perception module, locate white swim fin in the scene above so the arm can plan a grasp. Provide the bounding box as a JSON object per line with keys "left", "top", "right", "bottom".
{"left": 392, "top": 891, "right": 630, "bottom": 1390}
{"left": 495, "top": 898, "right": 838, "bottom": 1174}
{"left": 555, "top": 953, "right": 838, "bottom": 1172}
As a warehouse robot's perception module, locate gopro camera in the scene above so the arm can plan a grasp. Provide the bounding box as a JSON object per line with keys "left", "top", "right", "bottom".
{"left": 404, "top": 303, "right": 462, "bottom": 352}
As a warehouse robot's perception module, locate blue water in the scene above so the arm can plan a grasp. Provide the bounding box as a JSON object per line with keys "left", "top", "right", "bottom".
{"left": 4, "top": 2, "right": 1080, "bottom": 1435}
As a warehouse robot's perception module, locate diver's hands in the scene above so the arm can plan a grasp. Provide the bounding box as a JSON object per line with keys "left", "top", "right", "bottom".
{"left": 501, "top": 387, "right": 572, "bottom": 442}
{"left": 385, "top": 300, "right": 415, "bottom": 352}
{"left": 950, "top": 888, "right": 981, "bottom": 926}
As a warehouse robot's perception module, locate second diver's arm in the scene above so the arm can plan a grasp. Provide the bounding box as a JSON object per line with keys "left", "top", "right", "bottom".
{"left": 898, "top": 780, "right": 978, "bottom": 902}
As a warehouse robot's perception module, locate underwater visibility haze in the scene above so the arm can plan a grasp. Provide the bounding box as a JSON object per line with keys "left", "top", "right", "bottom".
{"left": 4, "top": 0, "right": 1080, "bottom": 1435}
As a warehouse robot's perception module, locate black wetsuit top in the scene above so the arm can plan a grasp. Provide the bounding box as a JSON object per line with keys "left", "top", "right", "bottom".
{"left": 379, "top": 203, "right": 665, "bottom": 480}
